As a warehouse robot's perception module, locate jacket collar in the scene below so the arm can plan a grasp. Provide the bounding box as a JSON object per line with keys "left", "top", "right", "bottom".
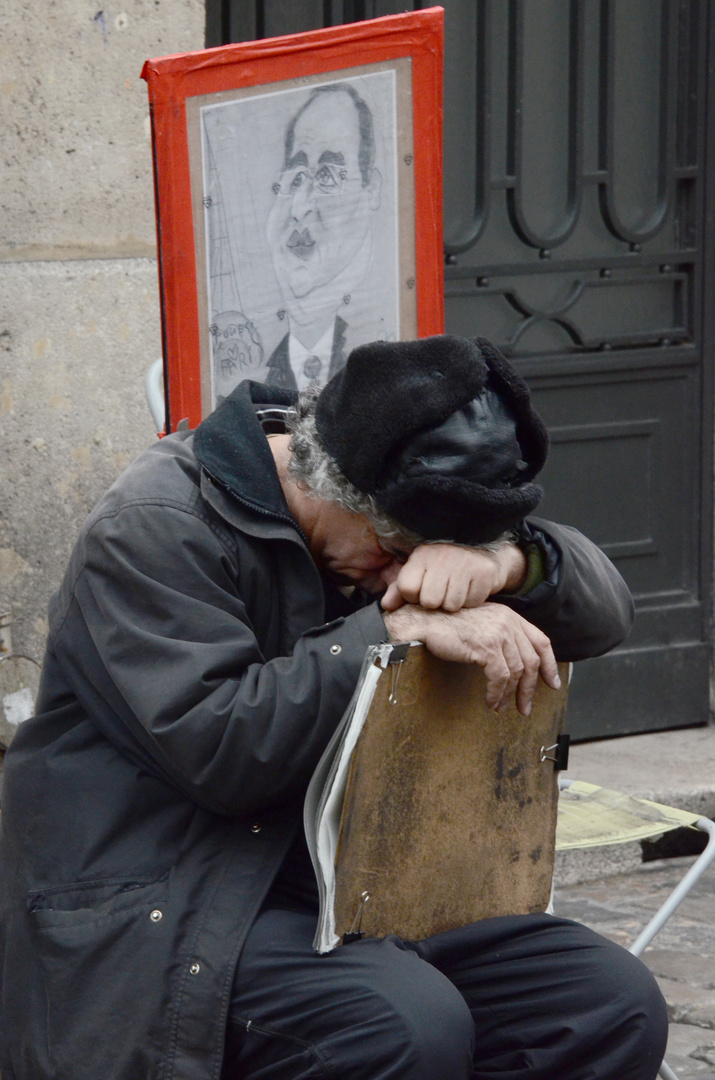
{"left": 193, "top": 380, "right": 297, "bottom": 518}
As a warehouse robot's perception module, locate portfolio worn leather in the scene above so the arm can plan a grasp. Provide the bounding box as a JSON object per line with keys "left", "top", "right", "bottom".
{"left": 333, "top": 646, "right": 569, "bottom": 942}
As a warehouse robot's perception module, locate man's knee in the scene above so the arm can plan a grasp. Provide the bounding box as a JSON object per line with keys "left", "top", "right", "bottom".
{"left": 524, "top": 922, "right": 668, "bottom": 1079}
{"left": 330, "top": 937, "right": 476, "bottom": 1080}
{"left": 590, "top": 939, "right": 668, "bottom": 1079}
{"left": 413, "top": 914, "right": 668, "bottom": 1080}
{"left": 230, "top": 917, "right": 475, "bottom": 1080}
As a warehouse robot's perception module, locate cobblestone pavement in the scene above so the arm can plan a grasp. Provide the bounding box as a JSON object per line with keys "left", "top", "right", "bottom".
{"left": 554, "top": 855, "right": 715, "bottom": 1079}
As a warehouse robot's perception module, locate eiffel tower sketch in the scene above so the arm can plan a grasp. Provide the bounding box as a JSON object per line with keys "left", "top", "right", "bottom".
{"left": 203, "top": 130, "right": 264, "bottom": 405}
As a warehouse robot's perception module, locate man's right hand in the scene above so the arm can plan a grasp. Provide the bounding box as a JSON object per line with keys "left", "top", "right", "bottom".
{"left": 380, "top": 541, "right": 528, "bottom": 612}
{"left": 382, "top": 602, "right": 559, "bottom": 717}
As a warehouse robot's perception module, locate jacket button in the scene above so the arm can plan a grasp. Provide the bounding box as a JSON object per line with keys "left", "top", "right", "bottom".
{"left": 330, "top": 644, "right": 342, "bottom": 655}
{"left": 189, "top": 962, "right": 201, "bottom": 975}
{"left": 150, "top": 909, "right": 163, "bottom": 922}
{"left": 251, "top": 823, "right": 261, "bottom": 833}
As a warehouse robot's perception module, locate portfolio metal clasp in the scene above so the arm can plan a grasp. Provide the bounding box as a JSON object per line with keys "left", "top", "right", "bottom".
{"left": 343, "top": 890, "right": 371, "bottom": 945}
{"left": 540, "top": 733, "right": 570, "bottom": 771}
{"left": 387, "top": 643, "right": 410, "bottom": 705}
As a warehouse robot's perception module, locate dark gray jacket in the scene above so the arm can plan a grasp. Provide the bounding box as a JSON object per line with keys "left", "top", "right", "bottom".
{"left": 0, "top": 382, "right": 634, "bottom": 1080}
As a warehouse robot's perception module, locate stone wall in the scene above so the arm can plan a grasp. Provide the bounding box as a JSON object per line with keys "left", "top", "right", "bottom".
{"left": 0, "top": 0, "right": 205, "bottom": 744}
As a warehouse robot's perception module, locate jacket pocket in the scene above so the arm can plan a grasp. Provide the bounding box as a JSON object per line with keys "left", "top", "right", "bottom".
{"left": 26, "top": 874, "right": 171, "bottom": 1078}
{"left": 27, "top": 872, "right": 168, "bottom": 928}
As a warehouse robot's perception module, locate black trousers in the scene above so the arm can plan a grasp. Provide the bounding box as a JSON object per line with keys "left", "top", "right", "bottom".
{"left": 223, "top": 909, "right": 668, "bottom": 1080}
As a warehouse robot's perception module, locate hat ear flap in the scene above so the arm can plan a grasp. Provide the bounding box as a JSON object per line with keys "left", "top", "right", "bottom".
{"left": 473, "top": 338, "right": 549, "bottom": 480}
{"left": 378, "top": 473, "right": 544, "bottom": 545}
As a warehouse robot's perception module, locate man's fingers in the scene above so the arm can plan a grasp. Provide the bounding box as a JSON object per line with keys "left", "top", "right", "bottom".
{"left": 383, "top": 602, "right": 559, "bottom": 716}
{"left": 380, "top": 582, "right": 405, "bottom": 611}
{"left": 475, "top": 645, "right": 514, "bottom": 711}
{"left": 508, "top": 628, "right": 559, "bottom": 716}
{"left": 512, "top": 643, "right": 541, "bottom": 717}
{"left": 395, "top": 558, "right": 450, "bottom": 610}
{"left": 460, "top": 615, "right": 527, "bottom": 711}
{"left": 491, "top": 633, "right": 529, "bottom": 713}
{"left": 389, "top": 545, "right": 506, "bottom": 612}
{"left": 464, "top": 576, "right": 492, "bottom": 609}
{"left": 455, "top": 609, "right": 557, "bottom": 716}
{"left": 520, "top": 621, "right": 561, "bottom": 690}
{"left": 441, "top": 576, "right": 470, "bottom": 613}
{"left": 391, "top": 560, "right": 429, "bottom": 606}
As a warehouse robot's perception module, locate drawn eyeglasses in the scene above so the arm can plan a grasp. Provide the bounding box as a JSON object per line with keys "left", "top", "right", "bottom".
{"left": 272, "top": 162, "right": 358, "bottom": 198}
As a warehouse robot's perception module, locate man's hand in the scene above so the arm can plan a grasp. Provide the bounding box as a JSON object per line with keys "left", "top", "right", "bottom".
{"left": 383, "top": 602, "right": 559, "bottom": 716}
{"left": 381, "top": 543, "right": 528, "bottom": 613}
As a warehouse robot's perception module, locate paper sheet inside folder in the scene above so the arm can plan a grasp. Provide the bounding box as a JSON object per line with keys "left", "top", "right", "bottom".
{"left": 304, "top": 642, "right": 570, "bottom": 954}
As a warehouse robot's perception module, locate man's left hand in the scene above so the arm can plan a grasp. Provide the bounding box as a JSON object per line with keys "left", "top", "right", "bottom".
{"left": 381, "top": 542, "right": 528, "bottom": 613}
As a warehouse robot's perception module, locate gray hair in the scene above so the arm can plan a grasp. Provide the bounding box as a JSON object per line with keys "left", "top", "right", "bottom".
{"left": 286, "top": 390, "right": 510, "bottom": 553}
{"left": 286, "top": 390, "right": 425, "bottom": 551}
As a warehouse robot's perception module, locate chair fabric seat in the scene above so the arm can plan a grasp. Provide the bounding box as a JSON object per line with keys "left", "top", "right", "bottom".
{"left": 556, "top": 781, "right": 701, "bottom": 851}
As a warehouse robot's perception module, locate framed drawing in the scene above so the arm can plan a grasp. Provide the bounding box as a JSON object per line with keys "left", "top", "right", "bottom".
{"left": 142, "top": 8, "right": 444, "bottom": 431}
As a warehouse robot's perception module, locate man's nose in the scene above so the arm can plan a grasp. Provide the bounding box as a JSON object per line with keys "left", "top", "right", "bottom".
{"left": 291, "top": 179, "right": 317, "bottom": 220}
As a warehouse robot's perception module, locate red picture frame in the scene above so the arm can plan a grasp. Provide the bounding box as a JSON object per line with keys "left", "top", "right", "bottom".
{"left": 142, "top": 8, "right": 444, "bottom": 431}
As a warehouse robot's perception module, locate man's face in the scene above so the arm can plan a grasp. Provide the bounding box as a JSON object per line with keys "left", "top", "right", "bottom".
{"left": 266, "top": 91, "right": 380, "bottom": 302}
{"left": 310, "top": 503, "right": 406, "bottom": 595}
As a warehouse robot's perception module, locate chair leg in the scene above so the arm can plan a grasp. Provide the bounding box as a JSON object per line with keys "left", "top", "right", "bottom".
{"left": 555, "top": 785, "right": 714, "bottom": 1080}
{"left": 629, "top": 817, "right": 715, "bottom": 958}
{"left": 630, "top": 818, "right": 715, "bottom": 1080}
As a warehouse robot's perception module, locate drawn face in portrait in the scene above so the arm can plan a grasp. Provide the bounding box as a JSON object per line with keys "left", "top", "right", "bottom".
{"left": 199, "top": 68, "right": 400, "bottom": 406}
{"left": 265, "top": 86, "right": 382, "bottom": 336}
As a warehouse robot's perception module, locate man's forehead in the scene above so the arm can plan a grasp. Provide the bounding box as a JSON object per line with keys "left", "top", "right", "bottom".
{"left": 291, "top": 92, "right": 360, "bottom": 154}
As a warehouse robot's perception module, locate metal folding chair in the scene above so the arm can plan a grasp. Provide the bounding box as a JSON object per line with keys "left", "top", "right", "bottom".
{"left": 556, "top": 779, "right": 715, "bottom": 1080}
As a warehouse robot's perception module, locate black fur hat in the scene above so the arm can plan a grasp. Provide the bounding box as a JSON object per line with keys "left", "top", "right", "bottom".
{"left": 314, "top": 334, "right": 549, "bottom": 544}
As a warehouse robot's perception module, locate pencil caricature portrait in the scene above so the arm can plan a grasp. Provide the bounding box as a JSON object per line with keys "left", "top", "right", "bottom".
{"left": 199, "top": 69, "right": 402, "bottom": 408}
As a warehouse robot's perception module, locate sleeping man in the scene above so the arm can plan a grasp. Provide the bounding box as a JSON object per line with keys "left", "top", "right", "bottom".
{"left": 0, "top": 334, "right": 666, "bottom": 1079}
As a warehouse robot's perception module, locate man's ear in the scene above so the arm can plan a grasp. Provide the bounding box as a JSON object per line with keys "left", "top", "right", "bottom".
{"left": 367, "top": 168, "right": 382, "bottom": 211}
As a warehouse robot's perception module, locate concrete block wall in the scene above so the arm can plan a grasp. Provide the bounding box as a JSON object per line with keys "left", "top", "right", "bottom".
{"left": 0, "top": 0, "right": 205, "bottom": 743}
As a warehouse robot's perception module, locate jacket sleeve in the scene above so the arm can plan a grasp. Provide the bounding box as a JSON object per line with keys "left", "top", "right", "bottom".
{"left": 52, "top": 501, "right": 388, "bottom": 818}
{"left": 495, "top": 516, "right": 635, "bottom": 662}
